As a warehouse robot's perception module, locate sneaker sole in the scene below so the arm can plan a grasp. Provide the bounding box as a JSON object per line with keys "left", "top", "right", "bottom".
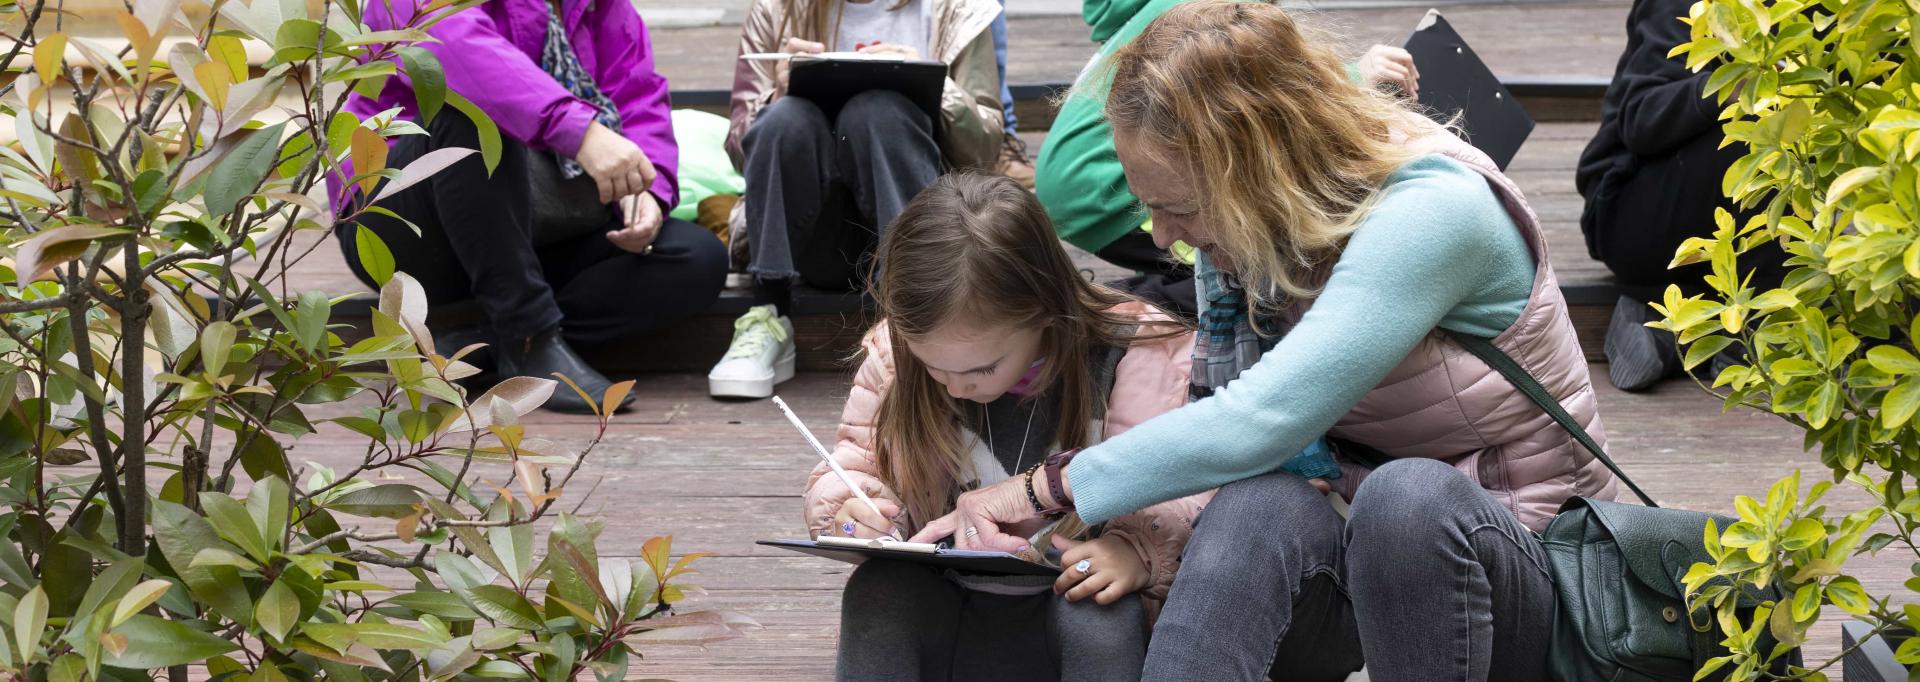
{"left": 708, "top": 352, "right": 797, "bottom": 399}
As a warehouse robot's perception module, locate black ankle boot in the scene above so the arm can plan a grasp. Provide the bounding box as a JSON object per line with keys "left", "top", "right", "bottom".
{"left": 494, "top": 328, "right": 634, "bottom": 414}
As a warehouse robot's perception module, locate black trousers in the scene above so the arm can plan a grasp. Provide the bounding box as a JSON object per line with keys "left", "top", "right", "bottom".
{"left": 740, "top": 91, "right": 942, "bottom": 291}
{"left": 335, "top": 111, "right": 728, "bottom": 347}
{"left": 1584, "top": 133, "right": 1787, "bottom": 301}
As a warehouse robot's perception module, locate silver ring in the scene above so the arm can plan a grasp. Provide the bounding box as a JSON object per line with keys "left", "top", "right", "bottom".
{"left": 1074, "top": 559, "right": 1092, "bottom": 574}
{"left": 964, "top": 526, "right": 979, "bottom": 539}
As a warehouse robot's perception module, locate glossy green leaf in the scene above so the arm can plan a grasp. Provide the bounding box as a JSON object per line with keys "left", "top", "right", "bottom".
{"left": 204, "top": 121, "right": 286, "bottom": 216}
{"left": 328, "top": 483, "right": 425, "bottom": 518}
{"left": 397, "top": 46, "right": 446, "bottom": 123}
{"left": 201, "top": 492, "right": 271, "bottom": 564}
{"left": 462, "top": 585, "right": 542, "bottom": 629}
{"left": 256, "top": 580, "right": 299, "bottom": 642}
{"left": 444, "top": 92, "right": 501, "bottom": 174}
{"left": 382, "top": 591, "right": 480, "bottom": 620}
{"left": 112, "top": 580, "right": 177, "bottom": 628}
{"left": 14, "top": 585, "right": 45, "bottom": 663}
{"left": 104, "top": 615, "right": 240, "bottom": 669}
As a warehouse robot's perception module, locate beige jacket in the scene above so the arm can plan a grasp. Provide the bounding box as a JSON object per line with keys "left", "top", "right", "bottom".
{"left": 1316, "top": 129, "right": 1619, "bottom": 532}
{"left": 727, "top": 0, "right": 1004, "bottom": 171}
{"left": 803, "top": 303, "right": 1210, "bottom": 619}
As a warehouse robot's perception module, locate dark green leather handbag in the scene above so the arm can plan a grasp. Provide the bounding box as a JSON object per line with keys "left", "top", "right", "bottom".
{"left": 1446, "top": 332, "right": 1797, "bottom": 682}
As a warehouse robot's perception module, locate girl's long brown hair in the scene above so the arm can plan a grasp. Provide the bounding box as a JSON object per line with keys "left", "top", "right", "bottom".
{"left": 1101, "top": 1, "right": 1443, "bottom": 309}
{"left": 871, "top": 174, "right": 1182, "bottom": 532}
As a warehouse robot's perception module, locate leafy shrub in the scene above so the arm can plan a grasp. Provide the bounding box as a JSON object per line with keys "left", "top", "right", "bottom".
{"left": 1665, "top": 0, "right": 1918, "bottom": 677}
{"left": 0, "top": 0, "right": 751, "bottom": 679}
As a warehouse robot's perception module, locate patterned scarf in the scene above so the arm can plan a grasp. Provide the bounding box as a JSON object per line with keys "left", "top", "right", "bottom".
{"left": 539, "top": 2, "right": 623, "bottom": 179}
{"left": 1188, "top": 256, "right": 1342, "bottom": 480}
{"left": 1189, "top": 258, "right": 1284, "bottom": 401}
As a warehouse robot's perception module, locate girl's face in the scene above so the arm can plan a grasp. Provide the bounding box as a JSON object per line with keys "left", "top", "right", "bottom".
{"left": 905, "top": 317, "right": 1046, "bottom": 404}
{"left": 1115, "top": 130, "right": 1233, "bottom": 272}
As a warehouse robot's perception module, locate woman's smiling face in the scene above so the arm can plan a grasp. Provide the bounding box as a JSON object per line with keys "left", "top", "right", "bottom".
{"left": 1115, "top": 130, "right": 1232, "bottom": 272}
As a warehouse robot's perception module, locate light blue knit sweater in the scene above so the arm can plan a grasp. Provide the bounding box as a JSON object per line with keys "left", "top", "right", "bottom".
{"left": 1070, "top": 154, "right": 1538, "bottom": 524}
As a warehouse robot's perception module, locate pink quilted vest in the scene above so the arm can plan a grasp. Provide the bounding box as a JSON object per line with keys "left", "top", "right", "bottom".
{"left": 1318, "top": 137, "right": 1619, "bottom": 531}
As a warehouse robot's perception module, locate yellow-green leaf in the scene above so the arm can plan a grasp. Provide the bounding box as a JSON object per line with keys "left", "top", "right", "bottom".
{"left": 208, "top": 35, "right": 249, "bottom": 82}
{"left": 1827, "top": 166, "right": 1886, "bottom": 206}
{"left": 1867, "top": 346, "right": 1920, "bottom": 374}
{"left": 1780, "top": 517, "right": 1827, "bottom": 550}
{"left": 111, "top": 580, "right": 175, "bottom": 628}
{"left": 1884, "top": 379, "right": 1920, "bottom": 429}
{"left": 33, "top": 33, "right": 67, "bottom": 84}
{"left": 1685, "top": 335, "right": 1738, "bottom": 371}
{"left": 14, "top": 586, "right": 46, "bottom": 663}
{"left": 1826, "top": 577, "right": 1870, "bottom": 615}
{"left": 255, "top": 580, "right": 298, "bottom": 642}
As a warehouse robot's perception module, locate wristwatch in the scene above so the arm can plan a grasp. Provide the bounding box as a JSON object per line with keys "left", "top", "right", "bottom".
{"left": 1039, "top": 448, "right": 1080, "bottom": 514}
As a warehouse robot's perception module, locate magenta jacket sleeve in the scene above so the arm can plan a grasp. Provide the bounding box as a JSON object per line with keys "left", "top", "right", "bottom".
{"left": 363, "top": 1, "right": 601, "bottom": 158}
{"left": 589, "top": 4, "right": 680, "bottom": 209}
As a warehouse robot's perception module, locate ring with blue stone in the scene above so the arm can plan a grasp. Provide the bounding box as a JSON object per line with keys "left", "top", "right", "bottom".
{"left": 1073, "top": 559, "right": 1092, "bottom": 574}
{"left": 841, "top": 520, "right": 857, "bottom": 536}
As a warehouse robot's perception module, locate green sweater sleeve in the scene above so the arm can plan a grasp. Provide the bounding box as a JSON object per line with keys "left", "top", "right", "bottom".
{"left": 1066, "top": 155, "right": 1537, "bottom": 524}
{"left": 1035, "top": 0, "right": 1188, "bottom": 254}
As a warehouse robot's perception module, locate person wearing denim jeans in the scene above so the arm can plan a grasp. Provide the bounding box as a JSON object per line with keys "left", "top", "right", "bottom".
{"left": 1143, "top": 460, "right": 1556, "bottom": 681}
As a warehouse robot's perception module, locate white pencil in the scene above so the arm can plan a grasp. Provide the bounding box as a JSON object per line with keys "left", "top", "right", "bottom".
{"left": 772, "top": 396, "right": 895, "bottom": 536}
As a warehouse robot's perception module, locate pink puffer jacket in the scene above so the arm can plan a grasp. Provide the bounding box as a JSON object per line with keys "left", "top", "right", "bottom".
{"left": 803, "top": 301, "right": 1208, "bottom": 616}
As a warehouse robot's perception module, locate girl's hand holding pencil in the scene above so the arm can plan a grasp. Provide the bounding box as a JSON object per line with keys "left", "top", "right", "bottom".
{"left": 773, "top": 396, "right": 904, "bottom": 540}
{"left": 829, "top": 481, "right": 902, "bottom": 539}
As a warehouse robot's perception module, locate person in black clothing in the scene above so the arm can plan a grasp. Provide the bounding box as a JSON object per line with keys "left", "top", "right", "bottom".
{"left": 1576, "top": 0, "right": 1788, "bottom": 392}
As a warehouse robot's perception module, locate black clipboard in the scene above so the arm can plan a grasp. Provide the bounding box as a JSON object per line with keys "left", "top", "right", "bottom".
{"left": 786, "top": 57, "right": 948, "bottom": 125}
{"left": 758, "top": 538, "right": 1060, "bottom": 577}
{"left": 1403, "top": 10, "right": 1534, "bottom": 169}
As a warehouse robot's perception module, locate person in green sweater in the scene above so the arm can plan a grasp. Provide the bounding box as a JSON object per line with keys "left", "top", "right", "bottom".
{"left": 915, "top": 3, "right": 1614, "bottom": 679}
{"left": 1034, "top": 0, "right": 1419, "bottom": 314}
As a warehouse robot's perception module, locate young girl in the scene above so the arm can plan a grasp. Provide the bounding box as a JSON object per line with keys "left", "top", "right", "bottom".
{"left": 800, "top": 174, "right": 1333, "bottom": 681}
{"left": 710, "top": 0, "right": 1005, "bottom": 399}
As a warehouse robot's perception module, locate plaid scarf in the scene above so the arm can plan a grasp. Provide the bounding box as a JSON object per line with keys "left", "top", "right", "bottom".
{"left": 1188, "top": 256, "right": 1342, "bottom": 480}
{"left": 1190, "top": 259, "right": 1284, "bottom": 400}
{"left": 539, "top": 3, "right": 623, "bottom": 179}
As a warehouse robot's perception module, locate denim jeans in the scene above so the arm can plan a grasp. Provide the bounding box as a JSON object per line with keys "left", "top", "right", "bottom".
{"left": 991, "top": 0, "right": 1016, "bottom": 132}
{"left": 836, "top": 560, "right": 1147, "bottom": 682}
{"left": 739, "top": 91, "right": 941, "bottom": 291}
{"left": 1144, "top": 459, "right": 1557, "bottom": 681}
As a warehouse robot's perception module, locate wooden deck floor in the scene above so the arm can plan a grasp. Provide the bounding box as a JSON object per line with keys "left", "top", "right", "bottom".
{"left": 262, "top": 1, "right": 1906, "bottom": 677}
{"left": 269, "top": 366, "right": 1899, "bottom": 679}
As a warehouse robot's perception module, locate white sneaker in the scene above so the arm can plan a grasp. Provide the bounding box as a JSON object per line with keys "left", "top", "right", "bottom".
{"left": 708, "top": 304, "right": 796, "bottom": 399}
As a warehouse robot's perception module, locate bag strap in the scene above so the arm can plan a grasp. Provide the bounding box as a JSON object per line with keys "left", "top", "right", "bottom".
{"left": 1442, "top": 330, "right": 1659, "bottom": 508}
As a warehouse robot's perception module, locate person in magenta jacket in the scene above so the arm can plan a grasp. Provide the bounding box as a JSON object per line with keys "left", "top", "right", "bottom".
{"left": 330, "top": 0, "right": 726, "bottom": 413}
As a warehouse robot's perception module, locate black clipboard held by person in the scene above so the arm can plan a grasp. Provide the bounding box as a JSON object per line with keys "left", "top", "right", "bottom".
{"left": 785, "top": 55, "right": 948, "bottom": 124}
{"left": 758, "top": 537, "right": 1061, "bottom": 577}
{"left": 1403, "top": 10, "right": 1534, "bottom": 169}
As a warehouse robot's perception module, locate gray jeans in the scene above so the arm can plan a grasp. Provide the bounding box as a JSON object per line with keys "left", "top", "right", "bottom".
{"left": 1145, "top": 458, "right": 1557, "bottom": 682}
{"left": 836, "top": 559, "right": 1148, "bottom": 682}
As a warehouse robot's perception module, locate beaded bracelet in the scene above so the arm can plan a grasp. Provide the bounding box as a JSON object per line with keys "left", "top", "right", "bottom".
{"left": 1022, "top": 463, "right": 1048, "bottom": 515}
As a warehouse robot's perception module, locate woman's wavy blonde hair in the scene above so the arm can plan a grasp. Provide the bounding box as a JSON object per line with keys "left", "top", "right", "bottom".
{"left": 1102, "top": 0, "right": 1443, "bottom": 310}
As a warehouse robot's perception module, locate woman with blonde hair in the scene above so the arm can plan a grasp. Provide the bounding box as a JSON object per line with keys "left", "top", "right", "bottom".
{"left": 912, "top": 2, "right": 1616, "bottom": 679}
